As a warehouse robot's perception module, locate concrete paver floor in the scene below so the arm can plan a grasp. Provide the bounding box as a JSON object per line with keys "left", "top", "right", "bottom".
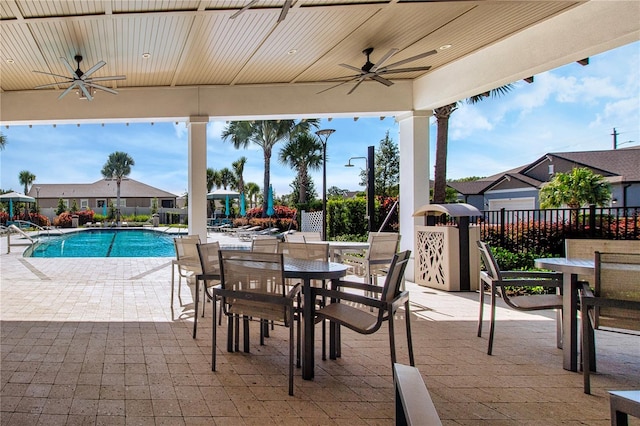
{"left": 1, "top": 234, "right": 639, "bottom": 425}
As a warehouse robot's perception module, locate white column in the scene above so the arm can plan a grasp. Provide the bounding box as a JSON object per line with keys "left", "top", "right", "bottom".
{"left": 397, "top": 111, "right": 431, "bottom": 281}
{"left": 187, "top": 116, "right": 209, "bottom": 240}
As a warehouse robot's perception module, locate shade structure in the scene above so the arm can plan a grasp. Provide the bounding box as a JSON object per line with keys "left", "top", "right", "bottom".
{"left": 207, "top": 188, "right": 239, "bottom": 200}
{"left": 240, "top": 193, "right": 246, "bottom": 217}
{"left": 0, "top": 192, "right": 35, "bottom": 218}
{"left": 266, "top": 185, "right": 275, "bottom": 216}
{"left": 225, "top": 195, "right": 230, "bottom": 217}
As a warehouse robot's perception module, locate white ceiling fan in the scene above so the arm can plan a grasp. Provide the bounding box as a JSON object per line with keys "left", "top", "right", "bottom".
{"left": 230, "top": 0, "right": 293, "bottom": 23}
{"left": 33, "top": 55, "right": 126, "bottom": 101}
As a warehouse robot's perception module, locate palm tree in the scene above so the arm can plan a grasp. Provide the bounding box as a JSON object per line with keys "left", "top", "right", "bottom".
{"left": 101, "top": 151, "right": 135, "bottom": 224}
{"left": 18, "top": 170, "right": 36, "bottom": 194}
{"left": 0, "top": 133, "right": 6, "bottom": 150}
{"left": 206, "top": 168, "right": 216, "bottom": 192}
{"left": 221, "top": 119, "right": 319, "bottom": 215}
{"left": 432, "top": 85, "right": 514, "bottom": 203}
{"left": 232, "top": 157, "right": 247, "bottom": 194}
{"left": 540, "top": 167, "right": 611, "bottom": 209}
{"left": 279, "top": 132, "right": 323, "bottom": 204}
{"left": 219, "top": 167, "right": 235, "bottom": 190}
{"left": 245, "top": 182, "right": 260, "bottom": 208}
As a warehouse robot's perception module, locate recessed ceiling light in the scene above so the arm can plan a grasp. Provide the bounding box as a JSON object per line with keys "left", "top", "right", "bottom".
{"left": 287, "top": 49, "right": 297, "bottom": 55}
{"left": 142, "top": 53, "right": 151, "bottom": 59}
{"left": 6, "top": 59, "right": 15, "bottom": 64}
{"left": 439, "top": 44, "right": 452, "bottom": 50}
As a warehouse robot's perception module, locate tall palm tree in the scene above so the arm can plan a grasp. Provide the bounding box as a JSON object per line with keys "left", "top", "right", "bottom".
{"left": 245, "top": 182, "right": 260, "bottom": 208}
{"left": 219, "top": 167, "right": 235, "bottom": 190}
{"left": 18, "top": 170, "right": 36, "bottom": 194}
{"left": 278, "top": 132, "right": 323, "bottom": 204}
{"left": 232, "top": 156, "right": 247, "bottom": 194}
{"left": 221, "top": 119, "right": 319, "bottom": 215}
{"left": 0, "top": 133, "right": 7, "bottom": 150}
{"left": 101, "top": 151, "right": 135, "bottom": 223}
{"left": 432, "top": 85, "right": 514, "bottom": 203}
{"left": 206, "top": 168, "right": 216, "bottom": 192}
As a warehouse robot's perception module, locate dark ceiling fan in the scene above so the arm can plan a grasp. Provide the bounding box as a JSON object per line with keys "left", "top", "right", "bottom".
{"left": 231, "top": 0, "right": 293, "bottom": 23}
{"left": 33, "top": 55, "right": 126, "bottom": 101}
{"left": 318, "top": 47, "right": 437, "bottom": 95}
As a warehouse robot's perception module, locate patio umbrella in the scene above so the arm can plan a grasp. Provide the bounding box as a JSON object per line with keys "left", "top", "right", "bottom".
{"left": 240, "top": 192, "right": 246, "bottom": 217}
{"left": 225, "top": 195, "right": 230, "bottom": 217}
{"left": 266, "top": 185, "right": 274, "bottom": 216}
{"left": 0, "top": 191, "right": 35, "bottom": 218}
{"left": 207, "top": 188, "right": 239, "bottom": 200}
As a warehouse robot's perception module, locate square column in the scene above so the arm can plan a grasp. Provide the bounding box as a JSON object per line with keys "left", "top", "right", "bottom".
{"left": 397, "top": 111, "right": 431, "bottom": 281}
{"left": 187, "top": 116, "right": 209, "bottom": 240}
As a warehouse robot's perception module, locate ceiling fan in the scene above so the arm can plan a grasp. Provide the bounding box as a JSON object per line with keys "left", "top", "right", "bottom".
{"left": 33, "top": 55, "right": 126, "bottom": 101}
{"left": 230, "top": 0, "right": 292, "bottom": 23}
{"left": 318, "top": 47, "right": 437, "bottom": 95}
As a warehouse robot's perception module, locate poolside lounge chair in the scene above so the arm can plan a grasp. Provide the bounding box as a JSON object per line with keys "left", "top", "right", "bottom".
{"left": 236, "top": 226, "right": 262, "bottom": 241}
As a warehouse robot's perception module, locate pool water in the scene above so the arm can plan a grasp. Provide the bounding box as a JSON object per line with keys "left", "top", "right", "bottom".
{"left": 25, "top": 229, "right": 177, "bottom": 258}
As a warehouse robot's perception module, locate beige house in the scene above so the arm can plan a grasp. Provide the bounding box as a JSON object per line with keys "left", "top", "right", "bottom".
{"left": 28, "top": 178, "right": 177, "bottom": 213}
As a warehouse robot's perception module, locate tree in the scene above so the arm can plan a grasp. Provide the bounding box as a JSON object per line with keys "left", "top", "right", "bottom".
{"left": 0, "top": 133, "right": 6, "bottom": 150}
{"left": 432, "top": 85, "right": 514, "bottom": 203}
{"left": 101, "top": 151, "right": 135, "bottom": 223}
{"left": 232, "top": 157, "right": 247, "bottom": 194}
{"left": 219, "top": 167, "right": 235, "bottom": 190}
{"left": 361, "top": 131, "right": 399, "bottom": 197}
{"left": 221, "top": 119, "right": 319, "bottom": 215}
{"left": 245, "top": 182, "right": 260, "bottom": 208}
{"left": 18, "top": 170, "right": 36, "bottom": 195}
{"left": 206, "top": 168, "right": 216, "bottom": 192}
{"left": 289, "top": 174, "right": 318, "bottom": 205}
{"left": 327, "top": 186, "right": 347, "bottom": 198}
{"left": 279, "top": 132, "right": 323, "bottom": 204}
{"left": 539, "top": 167, "right": 611, "bottom": 209}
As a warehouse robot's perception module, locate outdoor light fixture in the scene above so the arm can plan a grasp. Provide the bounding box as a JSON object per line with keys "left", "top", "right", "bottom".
{"left": 315, "top": 128, "right": 336, "bottom": 240}
{"left": 345, "top": 156, "right": 370, "bottom": 230}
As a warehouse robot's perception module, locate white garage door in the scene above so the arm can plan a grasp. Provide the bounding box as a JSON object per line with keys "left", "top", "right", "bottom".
{"left": 488, "top": 197, "right": 535, "bottom": 211}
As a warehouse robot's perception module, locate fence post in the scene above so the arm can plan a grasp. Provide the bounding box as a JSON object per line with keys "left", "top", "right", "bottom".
{"left": 589, "top": 204, "right": 596, "bottom": 238}
{"left": 499, "top": 208, "right": 506, "bottom": 246}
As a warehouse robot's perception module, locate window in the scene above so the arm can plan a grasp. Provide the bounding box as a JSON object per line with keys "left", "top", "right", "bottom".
{"left": 161, "top": 199, "right": 174, "bottom": 208}
{"left": 62, "top": 199, "right": 69, "bottom": 209}
{"left": 110, "top": 199, "right": 126, "bottom": 207}
{"left": 548, "top": 164, "right": 554, "bottom": 175}
{"left": 80, "top": 199, "right": 89, "bottom": 209}
{"left": 97, "top": 199, "right": 106, "bottom": 208}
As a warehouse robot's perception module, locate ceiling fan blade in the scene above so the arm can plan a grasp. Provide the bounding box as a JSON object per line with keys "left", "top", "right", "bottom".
{"left": 230, "top": 0, "right": 259, "bottom": 19}
{"left": 34, "top": 81, "right": 71, "bottom": 89}
{"left": 323, "top": 74, "right": 361, "bottom": 82}
{"left": 347, "top": 77, "right": 366, "bottom": 95}
{"left": 371, "top": 48, "right": 399, "bottom": 72}
{"left": 32, "top": 70, "right": 73, "bottom": 80}
{"left": 82, "top": 60, "right": 106, "bottom": 79}
{"left": 377, "top": 66, "right": 431, "bottom": 74}
{"left": 78, "top": 83, "right": 93, "bottom": 101}
{"left": 58, "top": 81, "right": 78, "bottom": 99}
{"left": 277, "top": 0, "right": 292, "bottom": 23}
{"left": 86, "top": 82, "right": 118, "bottom": 95}
{"left": 383, "top": 49, "right": 437, "bottom": 70}
{"left": 316, "top": 80, "right": 353, "bottom": 94}
{"left": 60, "top": 57, "right": 76, "bottom": 76}
{"left": 339, "top": 63, "right": 364, "bottom": 74}
{"left": 85, "top": 75, "right": 126, "bottom": 82}
{"left": 371, "top": 75, "right": 394, "bottom": 87}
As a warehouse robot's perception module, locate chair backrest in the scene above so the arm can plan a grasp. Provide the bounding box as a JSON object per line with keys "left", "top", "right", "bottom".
{"left": 380, "top": 250, "right": 411, "bottom": 303}
{"left": 367, "top": 232, "right": 400, "bottom": 261}
{"left": 218, "top": 250, "right": 289, "bottom": 323}
{"left": 196, "top": 242, "right": 221, "bottom": 285}
{"left": 279, "top": 242, "right": 329, "bottom": 261}
{"left": 251, "top": 237, "right": 279, "bottom": 253}
{"left": 285, "top": 233, "right": 305, "bottom": 242}
{"left": 477, "top": 240, "right": 503, "bottom": 281}
{"left": 174, "top": 235, "right": 201, "bottom": 272}
{"left": 594, "top": 251, "right": 640, "bottom": 331}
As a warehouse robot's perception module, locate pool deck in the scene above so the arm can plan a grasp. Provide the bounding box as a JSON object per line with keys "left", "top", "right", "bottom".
{"left": 1, "top": 229, "right": 639, "bottom": 425}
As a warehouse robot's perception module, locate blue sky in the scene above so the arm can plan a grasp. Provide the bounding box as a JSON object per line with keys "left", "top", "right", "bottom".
{"left": 1, "top": 41, "right": 638, "bottom": 198}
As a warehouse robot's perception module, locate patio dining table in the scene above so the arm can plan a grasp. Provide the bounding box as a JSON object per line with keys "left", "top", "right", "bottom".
{"left": 534, "top": 257, "right": 594, "bottom": 372}
{"left": 306, "top": 240, "right": 370, "bottom": 262}
{"left": 283, "top": 258, "right": 350, "bottom": 380}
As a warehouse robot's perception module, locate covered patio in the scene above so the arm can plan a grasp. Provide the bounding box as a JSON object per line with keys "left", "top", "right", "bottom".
{"left": 2, "top": 241, "right": 638, "bottom": 424}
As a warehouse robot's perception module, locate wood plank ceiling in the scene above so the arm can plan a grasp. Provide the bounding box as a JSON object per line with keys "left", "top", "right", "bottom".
{"left": 1, "top": 0, "right": 579, "bottom": 97}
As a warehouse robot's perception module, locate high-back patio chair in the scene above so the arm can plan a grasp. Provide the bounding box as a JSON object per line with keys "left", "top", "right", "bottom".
{"left": 312, "top": 250, "right": 414, "bottom": 368}
{"left": 477, "top": 240, "right": 563, "bottom": 355}
{"left": 580, "top": 251, "right": 640, "bottom": 394}
{"left": 211, "top": 250, "right": 301, "bottom": 395}
{"left": 192, "top": 242, "right": 221, "bottom": 338}
{"left": 342, "top": 232, "right": 400, "bottom": 286}
{"left": 251, "top": 236, "right": 279, "bottom": 253}
{"left": 171, "top": 235, "right": 201, "bottom": 307}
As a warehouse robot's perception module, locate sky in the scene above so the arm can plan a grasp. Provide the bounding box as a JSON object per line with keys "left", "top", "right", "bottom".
{"left": 1, "top": 41, "right": 639, "bottom": 199}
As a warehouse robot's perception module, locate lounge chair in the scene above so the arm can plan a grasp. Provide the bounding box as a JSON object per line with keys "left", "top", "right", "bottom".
{"left": 236, "top": 226, "right": 262, "bottom": 241}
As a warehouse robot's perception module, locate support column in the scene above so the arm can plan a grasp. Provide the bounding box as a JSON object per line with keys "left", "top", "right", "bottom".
{"left": 397, "top": 111, "right": 431, "bottom": 281}
{"left": 187, "top": 116, "right": 209, "bottom": 240}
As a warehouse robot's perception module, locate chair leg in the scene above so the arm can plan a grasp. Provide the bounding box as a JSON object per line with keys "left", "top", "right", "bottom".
{"left": 289, "top": 306, "right": 294, "bottom": 396}
{"left": 388, "top": 313, "right": 397, "bottom": 368}
{"left": 582, "top": 306, "right": 592, "bottom": 394}
{"left": 227, "top": 314, "right": 234, "bottom": 353}
{"left": 192, "top": 279, "right": 199, "bottom": 339}
{"left": 243, "top": 317, "right": 250, "bottom": 353}
{"left": 321, "top": 319, "right": 326, "bottom": 361}
{"left": 212, "top": 297, "right": 217, "bottom": 371}
{"left": 404, "top": 301, "right": 415, "bottom": 367}
{"left": 296, "top": 314, "right": 301, "bottom": 368}
{"left": 488, "top": 285, "right": 497, "bottom": 355}
{"left": 170, "top": 264, "right": 175, "bottom": 307}
{"left": 477, "top": 281, "right": 485, "bottom": 337}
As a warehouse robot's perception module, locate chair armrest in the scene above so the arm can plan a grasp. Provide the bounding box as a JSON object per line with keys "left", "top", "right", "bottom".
{"left": 501, "top": 271, "right": 562, "bottom": 280}
{"left": 341, "top": 254, "right": 365, "bottom": 264}
{"left": 286, "top": 283, "right": 302, "bottom": 298}
{"left": 331, "top": 280, "right": 383, "bottom": 294}
{"left": 312, "top": 287, "right": 385, "bottom": 309}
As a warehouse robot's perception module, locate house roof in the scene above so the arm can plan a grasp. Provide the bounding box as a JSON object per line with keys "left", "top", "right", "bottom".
{"left": 27, "top": 179, "right": 177, "bottom": 199}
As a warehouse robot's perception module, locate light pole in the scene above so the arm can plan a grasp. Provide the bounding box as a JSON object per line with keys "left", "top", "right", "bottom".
{"left": 345, "top": 156, "right": 369, "bottom": 231}
{"left": 315, "top": 128, "right": 335, "bottom": 240}
{"left": 35, "top": 186, "right": 40, "bottom": 212}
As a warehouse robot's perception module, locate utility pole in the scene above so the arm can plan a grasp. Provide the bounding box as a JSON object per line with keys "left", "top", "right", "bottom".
{"left": 612, "top": 127, "right": 619, "bottom": 149}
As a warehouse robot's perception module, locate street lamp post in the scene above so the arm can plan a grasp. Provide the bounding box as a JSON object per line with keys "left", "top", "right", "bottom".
{"left": 35, "top": 186, "right": 40, "bottom": 212}
{"left": 315, "top": 128, "right": 335, "bottom": 240}
{"left": 345, "top": 156, "right": 370, "bottom": 231}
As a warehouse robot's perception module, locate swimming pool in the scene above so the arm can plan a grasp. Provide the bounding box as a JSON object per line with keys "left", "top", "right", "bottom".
{"left": 25, "top": 229, "right": 178, "bottom": 258}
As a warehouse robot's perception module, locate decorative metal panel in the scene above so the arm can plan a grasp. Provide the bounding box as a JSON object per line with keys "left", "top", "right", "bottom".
{"left": 415, "top": 229, "right": 446, "bottom": 289}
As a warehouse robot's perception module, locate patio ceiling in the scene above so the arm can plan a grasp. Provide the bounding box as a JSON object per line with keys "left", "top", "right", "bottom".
{"left": 1, "top": 0, "right": 639, "bottom": 124}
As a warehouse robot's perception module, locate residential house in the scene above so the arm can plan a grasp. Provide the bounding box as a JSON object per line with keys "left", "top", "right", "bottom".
{"left": 448, "top": 146, "right": 640, "bottom": 211}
